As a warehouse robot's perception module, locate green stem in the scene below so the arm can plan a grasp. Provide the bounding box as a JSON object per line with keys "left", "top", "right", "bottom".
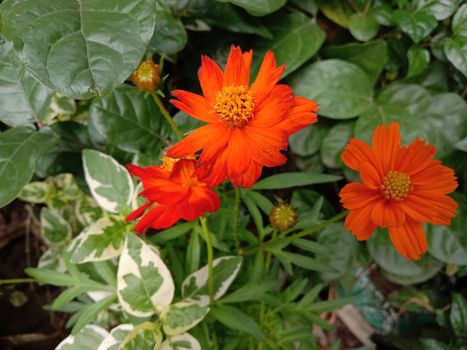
{"left": 233, "top": 187, "right": 241, "bottom": 251}
{"left": 151, "top": 91, "right": 184, "bottom": 141}
{"left": 0, "top": 278, "right": 36, "bottom": 285}
{"left": 242, "top": 210, "right": 349, "bottom": 255}
{"left": 200, "top": 216, "right": 215, "bottom": 304}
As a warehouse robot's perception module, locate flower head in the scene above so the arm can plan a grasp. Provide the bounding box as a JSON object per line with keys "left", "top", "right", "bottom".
{"left": 167, "top": 45, "right": 319, "bottom": 188}
{"left": 126, "top": 157, "right": 220, "bottom": 234}
{"left": 131, "top": 60, "right": 161, "bottom": 90}
{"left": 339, "top": 122, "right": 458, "bottom": 260}
{"left": 269, "top": 203, "right": 298, "bottom": 231}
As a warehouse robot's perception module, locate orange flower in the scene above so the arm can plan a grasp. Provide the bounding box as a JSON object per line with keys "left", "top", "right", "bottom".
{"left": 340, "top": 122, "right": 458, "bottom": 260}
{"left": 167, "top": 45, "right": 319, "bottom": 188}
{"left": 126, "top": 158, "right": 220, "bottom": 234}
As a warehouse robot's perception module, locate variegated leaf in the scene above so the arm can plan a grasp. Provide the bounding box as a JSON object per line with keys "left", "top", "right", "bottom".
{"left": 38, "top": 246, "right": 66, "bottom": 271}
{"left": 19, "top": 181, "right": 51, "bottom": 203}
{"left": 119, "top": 322, "right": 163, "bottom": 350}
{"left": 71, "top": 217, "right": 126, "bottom": 264}
{"left": 161, "top": 299, "right": 209, "bottom": 336}
{"left": 82, "top": 149, "right": 134, "bottom": 213}
{"left": 160, "top": 333, "right": 201, "bottom": 350}
{"left": 56, "top": 325, "right": 109, "bottom": 350}
{"left": 97, "top": 324, "right": 133, "bottom": 350}
{"left": 117, "top": 235, "right": 174, "bottom": 317}
{"left": 182, "top": 256, "right": 242, "bottom": 304}
{"left": 40, "top": 207, "right": 72, "bottom": 244}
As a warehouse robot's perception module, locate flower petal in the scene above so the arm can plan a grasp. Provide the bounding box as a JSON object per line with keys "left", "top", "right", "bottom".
{"left": 388, "top": 218, "right": 427, "bottom": 260}
{"left": 395, "top": 138, "right": 436, "bottom": 176}
{"left": 171, "top": 90, "right": 219, "bottom": 123}
{"left": 177, "top": 186, "right": 221, "bottom": 221}
{"left": 277, "top": 96, "right": 319, "bottom": 135}
{"left": 341, "top": 138, "right": 383, "bottom": 185}
{"left": 340, "top": 182, "right": 381, "bottom": 210}
{"left": 243, "top": 125, "right": 288, "bottom": 167}
{"left": 371, "top": 200, "right": 406, "bottom": 228}
{"left": 401, "top": 192, "right": 458, "bottom": 225}
{"left": 251, "top": 50, "right": 285, "bottom": 103}
{"left": 231, "top": 161, "right": 263, "bottom": 188}
{"left": 126, "top": 202, "right": 152, "bottom": 222}
{"left": 134, "top": 205, "right": 179, "bottom": 233}
{"left": 411, "top": 161, "right": 458, "bottom": 194}
{"left": 344, "top": 206, "right": 378, "bottom": 240}
{"left": 198, "top": 55, "right": 223, "bottom": 102}
{"left": 223, "top": 45, "right": 250, "bottom": 86}
{"left": 371, "top": 122, "right": 401, "bottom": 174}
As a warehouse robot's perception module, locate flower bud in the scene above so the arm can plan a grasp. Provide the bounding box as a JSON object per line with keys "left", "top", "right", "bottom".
{"left": 131, "top": 60, "right": 161, "bottom": 90}
{"left": 269, "top": 203, "right": 298, "bottom": 231}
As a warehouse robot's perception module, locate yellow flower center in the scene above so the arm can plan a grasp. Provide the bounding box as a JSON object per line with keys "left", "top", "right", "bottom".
{"left": 381, "top": 170, "right": 412, "bottom": 201}
{"left": 137, "top": 61, "right": 155, "bottom": 81}
{"left": 213, "top": 85, "right": 254, "bottom": 128}
{"left": 269, "top": 203, "right": 298, "bottom": 231}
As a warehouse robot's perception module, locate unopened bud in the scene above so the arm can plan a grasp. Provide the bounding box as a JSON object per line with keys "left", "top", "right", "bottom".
{"left": 269, "top": 203, "right": 297, "bottom": 231}
{"left": 131, "top": 60, "right": 161, "bottom": 90}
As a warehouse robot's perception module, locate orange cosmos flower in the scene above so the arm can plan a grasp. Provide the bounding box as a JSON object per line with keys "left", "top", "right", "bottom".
{"left": 167, "top": 45, "right": 319, "bottom": 188}
{"left": 340, "top": 122, "right": 458, "bottom": 260}
{"left": 125, "top": 157, "right": 220, "bottom": 234}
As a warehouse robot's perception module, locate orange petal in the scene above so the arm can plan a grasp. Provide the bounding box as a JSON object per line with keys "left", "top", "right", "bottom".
{"left": 149, "top": 205, "right": 182, "bottom": 230}
{"left": 227, "top": 128, "right": 251, "bottom": 178}
{"left": 248, "top": 84, "right": 294, "bottom": 128}
{"left": 171, "top": 90, "right": 219, "bottom": 123}
{"left": 196, "top": 148, "right": 229, "bottom": 188}
{"left": 126, "top": 202, "right": 151, "bottom": 222}
{"left": 243, "top": 50, "right": 253, "bottom": 84}
{"left": 401, "top": 192, "right": 458, "bottom": 225}
{"left": 168, "top": 123, "right": 226, "bottom": 158}
{"left": 198, "top": 55, "right": 223, "bottom": 102}
{"left": 140, "top": 179, "right": 189, "bottom": 204}
{"left": 388, "top": 218, "right": 427, "bottom": 260}
{"left": 341, "top": 138, "right": 383, "bottom": 185}
{"left": 251, "top": 50, "right": 285, "bottom": 103}
{"left": 339, "top": 182, "right": 381, "bottom": 210}
{"left": 344, "top": 206, "right": 377, "bottom": 240}
{"left": 177, "top": 186, "right": 221, "bottom": 221}
{"left": 223, "top": 45, "right": 250, "bottom": 86}
{"left": 231, "top": 161, "right": 263, "bottom": 188}
{"left": 134, "top": 204, "right": 180, "bottom": 233}
{"left": 411, "top": 162, "right": 458, "bottom": 194}
{"left": 277, "top": 96, "right": 319, "bottom": 135}
{"left": 243, "top": 125, "right": 288, "bottom": 167}
{"left": 395, "top": 138, "right": 436, "bottom": 176}
{"left": 371, "top": 122, "right": 401, "bottom": 174}
{"left": 370, "top": 199, "right": 406, "bottom": 228}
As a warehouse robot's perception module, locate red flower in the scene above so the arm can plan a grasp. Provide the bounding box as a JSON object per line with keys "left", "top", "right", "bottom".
{"left": 340, "top": 123, "right": 458, "bottom": 260}
{"left": 167, "top": 45, "right": 319, "bottom": 188}
{"left": 126, "top": 158, "right": 220, "bottom": 234}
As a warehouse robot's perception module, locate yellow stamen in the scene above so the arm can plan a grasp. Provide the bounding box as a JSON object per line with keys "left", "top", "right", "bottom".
{"left": 213, "top": 85, "right": 254, "bottom": 128}
{"left": 381, "top": 170, "right": 412, "bottom": 202}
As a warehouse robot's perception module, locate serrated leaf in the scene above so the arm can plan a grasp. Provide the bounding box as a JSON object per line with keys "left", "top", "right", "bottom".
{"left": 0, "top": 39, "right": 53, "bottom": 127}
{"left": 252, "top": 172, "right": 342, "bottom": 190}
{"left": 290, "top": 59, "right": 373, "bottom": 119}
{"left": 117, "top": 234, "right": 174, "bottom": 317}
{"left": 119, "top": 322, "right": 162, "bottom": 350}
{"left": 160, "top": 333, "right": 201, "bottom": 350}
{"left": 182, "top": 256, "right": 242, "bottom": 303}
{"left": 0, "top": 125, "right": 59, "bottom": 208}
{"left": 97, "top": 324, "right": 133, "bottom": 350}
{"left": 0, "top": 0, "right": 156, "bottom": 99}
{"left": 83, "top": 149, "right": 134, "bottom": 213}
{"left": 56, "top": 325, "right": 109, "bottom": 350}
{"left": 161, "top": 299, "right": 210, "bottom": 336}
{"left": 40, "top": 207, "right": 72, "bottom": 245}
{"left": 71, "top": 217, "right": 127, "bottom": 264}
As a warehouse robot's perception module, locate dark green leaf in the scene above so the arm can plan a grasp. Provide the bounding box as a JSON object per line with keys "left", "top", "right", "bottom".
{"left": 452, "top": 4, "right": 467, "bottom": 36}
{"left": 407, "top": 45, "right": 430, "bottom": 77}
{"left": 0, "top": 125, "right": 58, "bottom": 208}
{"left": 211, "top": 304, "right": 263, "bottom": 338}
{"left": 0, "top": 0, "right": 156, "bottom": 99}
{"left": 320, "top": 0, "right": 353, "bottom": 28}
{"left": 451, "top": 293, "right": 467, "bottom": 336}
{"left": 25, "top": 267, "right": 74, "bottom": 286}
{"left": 418, "top": 0, "right": 460, "bottom": 21}
{"left": 391, "top": 9, "right": 437, "bottom": 43}
{"left": 444, "top": 36, "right": 467, "bottom": 78}
{"left": 72, "top": 295, "right": 116, "bottom": 334}
{"left": 320, "top": 122, "right": 353, "bottom": 168}
{"left": 216, "top": 0, "right": 286, "bottom": 16}
{"left": 253, "top": 172, "right": 342, "bottom": 190}
{"left": 348, "top": 12, "right": 380, "bottom": 42}
{"left": 291, "top": 59, "right": 374, "bottom": 119}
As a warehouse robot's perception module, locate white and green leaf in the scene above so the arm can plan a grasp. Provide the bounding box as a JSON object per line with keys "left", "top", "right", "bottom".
{"left": 119, "top": 322, "right": 163, "bottom": 350}
{"left": 56, "top": 325, "right": 109, "bottom": 350}
{"left": 19, "top": 181, "right": 51, "bottom": 204}
{"left": 160, "top": 333, "right": 201, "bottom": 350}
{"left": 117, "top": 235, "right": 174, "bottom": 317}
{"left": 40, "top": 207, "right": 72, "bottom": 244}
{"left": 161, "top": 299, "right": 210, "bottom": 336}
{"left": 97, "top": 324, "right": 133, "bottom": 350}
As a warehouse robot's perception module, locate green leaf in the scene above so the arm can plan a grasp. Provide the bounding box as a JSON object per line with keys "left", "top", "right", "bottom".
{"left": 315, "top": 223, "right": 357, "bottom": 281}
{"left": 0, "top": 0, "right": 156, "bottom": 99}
{"left": 160, "top": 333, "right": 201, "bottom": 350}
{"left": 367, "top": 229, "right": 442, "bottom": 285}
{"left": 182, "top": 256, "right": 242, "bottom": 302}
{"left": 289, "top": 124, "right": 324, "bottom": 157}
{"left": 72, "top": 295, "right": 116, "bottom": 334}
{"left": 216, "top": 0, "right": 286, "bottom": 16}
{"left": 82, "top": 149, "right": 134, "bottom": 213}
{"left": 119, "top": 322, "right": 163, "bottom": 350}
{"left": 0, "top": 39, "right": 53, "bottom": 127}
{"left": 252, "top": 172, "right": 342, "bottom": 190}
{"left": 428, "top": 193, "right": 467, "bottom": 265}
{"left": 420, "top": 338, "right": 450, "bottom": 350}
{"left": 348, "top": 12, "right": 380, "bottom": 42}
{"left": 452, "top": 4, "right": 467, "bottom": 36}
{"left": 26, "top": 267, "right": 74, "bottom": 286}
{"left": 19, "top": 181, "right": 51, "bottom": 204}
{"left": 418, "top": 0, "right": 460, "bottom": 20}
{"left": 322, "top": 41, "right": 388, "bottom": 85}
{"left": 290, "top": 59, "right": 373, "bottom": 119}
{"left": 407, "top": 45, "right": 430, "bottom": 77}
{"left": 251, "top": 12, "right": 325, "bottom": 78}
{"left": 272, "top": 250, "right": 335, "bottom": 273}
{"left": 444, "top": 36, "right": 467, "bottom": 78}
{"left": 40, "top": 207, "right": 72, "bottom": 244}
{"left": 211, "top": 304, "right": 263, "bottom": 338}
{"left": 89, "top": 85, "right": 169, "bottom": 154}
{"left": 56, "top": 325, "right": 109, "bottom": 350}
{"left": 161, "top": 299, "right": 210, "bottom": 336}
{"left": 117, "top": 234, "right": 174, "bottom": 317}
{"left": 354, "top": 84, "right": 467, "bottom": 158}
{"left": 221, "top": 281, "right": 275, "bottom": 303}
{"left": 71, "top": 217, "right": 127, "bottom": 264}
{"left": 320, "top": 122, "right": 353, "bottom": 168}
{"left": 0, "top": 125, "right": 59, "bottom": 208}
{"left": 391, "top": 9, "right": 437, "bottom": 43}
{"left": 450, "top": 293, "right": 467, "bottom": 336}
{"left": 320, "top": 0, "right": 353, "bottom": 28}
{"left": 97, "top": 324, "right": 133, "bottom": 350}
{"left": 149, "top": 1, "right": 187, "bottom": 56}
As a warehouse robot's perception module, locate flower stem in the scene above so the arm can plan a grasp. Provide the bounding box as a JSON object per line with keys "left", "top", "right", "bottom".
{"left": 233, "top": 187, "right": 241, "bottom": 251}
{"left": 0, "top": 278, "right": 36, "bottom": 285}
{"left": 200, "top": 216, "right": 215, "bottom": 303}
{"left": 241, "top": 210, "right": 349, "bottom": 255}
{"left": 151, "top": 91, "right": 184, "bottom": 141}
